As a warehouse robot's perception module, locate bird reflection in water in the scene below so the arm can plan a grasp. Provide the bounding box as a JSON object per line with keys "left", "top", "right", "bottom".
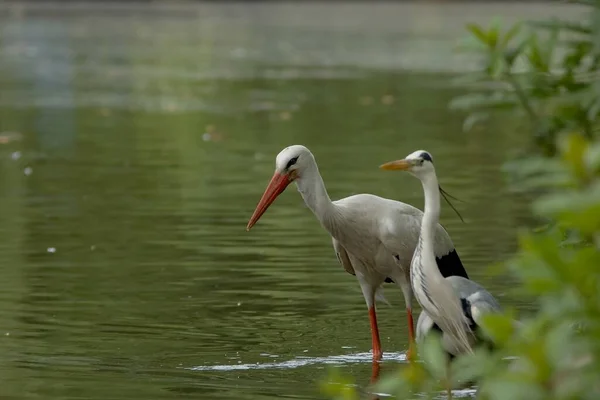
{"left": 370, "top": 360, "right": 382, "bottom": 400}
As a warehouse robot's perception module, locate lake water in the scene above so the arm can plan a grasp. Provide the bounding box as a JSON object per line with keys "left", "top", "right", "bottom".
{"left": 0, "top": 2, "right": 585, "bottom": 399}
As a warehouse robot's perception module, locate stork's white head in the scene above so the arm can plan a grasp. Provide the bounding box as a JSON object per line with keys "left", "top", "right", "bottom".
{"left": 379, "top": 149, "right": 436, "bottom": 180}
{"left": 247, "top": 145, "right": 315, "bottom": 231}
{"left": 274, "top": 145, "right": 315, "bottom": 177}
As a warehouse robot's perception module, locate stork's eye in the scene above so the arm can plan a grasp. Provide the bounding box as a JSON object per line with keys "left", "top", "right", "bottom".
{"left": 286, "top": 156, "right": 299, "bottom": 170}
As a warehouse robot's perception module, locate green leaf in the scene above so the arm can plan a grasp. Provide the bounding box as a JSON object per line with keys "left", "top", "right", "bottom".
{"left": 568, "top": 0, "right": 600, "bottom": 6}
{"left": 449, "top": 71, "right": 492, "bottom": 87}
{"left": 480, "top": 379, "right": 546, "bottom": 400}
{"left": 466, "top": 23, "right": 491, "bottom": 46}
{"left": 374, "top": 369, "right": 408, "bottom": 395}
{"left": 448, "top": 348, "right": 493, "bottom": 383}
{"left": 559, "top": 132, "right": 590, "bottom": 180}
{"left": 479, "top": 313, "right": 516, "bottom": 346}
{"left": 503, "top": 39, "right": 528, "bottom": 67}
{"left": 448, "top": 92, "right": 518, "bottom": 112}
{"left": 488, "top": 17, "right": 504, "bottom": 48}
{"left": 501, "top": 22, "right": 523, "bottom": 48}
{"left": 545, "top": 322, "right": 577, "bottom": 367}
{"left": 546, "top": 23, "right": 560, "bottom": 67}
{"left": 584, "top": 139, "right": 600, "bottom": 172}
{"left": 319, "top": 368, "right": 359, "bottom": 400}
{"left": 508, "top": 234, "right": 570, "bottom": 295}
{"left": 462, "top": 112, "right": 490, "bottom": 132}
{"left": 454, "top": 35, "right": 489, "bottom": 53}
{"left": 420, "top": 331, "right": 448, "bottom": 380}
{"left": 400, "top": 359, "right": 429, "bottom": 387}
{"left": 528, "top": 19, "right": 592, "bottom": 36}
{"left": 527, "top": 34, "right": 548, "bottom": 72}
{"left": 562, "top": 39, "right": 592, "bottom": 69}
{"left": 585, "top": 97, "right": 600, "bottom": 123}
{"left": 502, "top": 156, "right": 572, "bottom": 192}
{"left": 533, "top": 184, "right": 600, "bottom": 234}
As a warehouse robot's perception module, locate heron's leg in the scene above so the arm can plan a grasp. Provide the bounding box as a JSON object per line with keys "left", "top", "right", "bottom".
{"left": 398, "top": 279, "right": 417, "bottom": 362}
{"left": 445, "top": 358, "right": 453, "bottom": 400}
{"left": 406, "top": 308, "right": 417, "bottom": 362}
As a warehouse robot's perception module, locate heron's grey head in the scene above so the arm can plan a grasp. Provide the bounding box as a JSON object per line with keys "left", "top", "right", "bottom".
{"left": 379, "top": 149, "right": 465, "bottom": 222}
{"left": 379, "top": 149, "right": 435, "bottom": 179}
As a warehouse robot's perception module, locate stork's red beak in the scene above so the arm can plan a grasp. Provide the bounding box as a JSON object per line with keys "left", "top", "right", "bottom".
{"left": 246, "top": 171, "right": 293, "bottom": 231}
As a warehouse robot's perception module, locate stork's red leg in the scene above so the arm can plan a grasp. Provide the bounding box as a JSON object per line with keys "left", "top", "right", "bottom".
{"left": 370, "top": 360, "right": 381, "bottom": 385}
{"left": 368, "top": 306, "right": 383, "bottom": 360}
{"left": 406, "top": 307, "right": 417, "bottom": 362}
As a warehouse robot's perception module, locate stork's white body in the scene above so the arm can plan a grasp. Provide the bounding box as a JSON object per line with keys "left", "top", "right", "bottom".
{"left": 328, "top": 193, "right": 456, "bottom": 309}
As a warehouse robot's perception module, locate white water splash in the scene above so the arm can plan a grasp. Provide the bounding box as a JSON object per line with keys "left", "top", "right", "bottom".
{"left": 372, "top": 388, "right": 477, "bottom": 399}
{"left": 187, "top": 351, "right": 407, "bottom": 371}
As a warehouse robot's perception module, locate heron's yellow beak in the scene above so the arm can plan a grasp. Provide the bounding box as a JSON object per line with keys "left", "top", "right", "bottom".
{"left": 379, "top": 159, "right": 412, "bottom": 171}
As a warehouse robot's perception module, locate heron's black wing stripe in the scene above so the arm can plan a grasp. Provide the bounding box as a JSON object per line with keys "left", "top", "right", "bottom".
{"left": 436, "top": 250, "right": 469, "bottom": 279}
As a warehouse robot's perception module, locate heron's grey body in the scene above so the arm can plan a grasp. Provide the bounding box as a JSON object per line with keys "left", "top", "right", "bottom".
{"left": 415, "top": 276, "right": 502, "bottom": 356}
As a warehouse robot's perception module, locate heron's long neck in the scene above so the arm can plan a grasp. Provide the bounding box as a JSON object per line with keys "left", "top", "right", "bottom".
{"left": 420, "top": 174, "right": 442, "bottom": 271}
{"left": 295, "top": 163, "right": 335, "bottom": 225}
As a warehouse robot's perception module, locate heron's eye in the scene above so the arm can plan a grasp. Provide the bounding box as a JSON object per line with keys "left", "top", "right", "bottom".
{"left": 286, "top": 156, "right": 299, "bottom": 170}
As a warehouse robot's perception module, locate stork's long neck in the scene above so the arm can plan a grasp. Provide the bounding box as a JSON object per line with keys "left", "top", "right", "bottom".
{"left": 295, "top": 162, "right": 336, "bottom": 226}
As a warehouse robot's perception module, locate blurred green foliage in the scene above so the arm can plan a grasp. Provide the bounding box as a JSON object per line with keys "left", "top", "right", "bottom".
{"left": 322, "top": 0, "right": 600, "bottom": 399}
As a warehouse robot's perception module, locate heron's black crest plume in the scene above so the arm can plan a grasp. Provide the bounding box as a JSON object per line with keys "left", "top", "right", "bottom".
{"left": 420, "top": 152, "right": 433, "bottom": 163}
{"left": 439, "top": 185, "right": 465, "bottom": 223}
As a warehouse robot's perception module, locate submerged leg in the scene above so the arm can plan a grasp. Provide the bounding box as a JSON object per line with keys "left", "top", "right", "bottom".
{"left": 445, "top": 358, "right": 453, "bottom": 400}
{"left": 370, "top": 359, "right": 381, "bottom": 385}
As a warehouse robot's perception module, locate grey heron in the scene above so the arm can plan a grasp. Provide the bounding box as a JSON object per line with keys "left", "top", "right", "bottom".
{"left": 380, "top": 150, "right": 502, "bottom": 359}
